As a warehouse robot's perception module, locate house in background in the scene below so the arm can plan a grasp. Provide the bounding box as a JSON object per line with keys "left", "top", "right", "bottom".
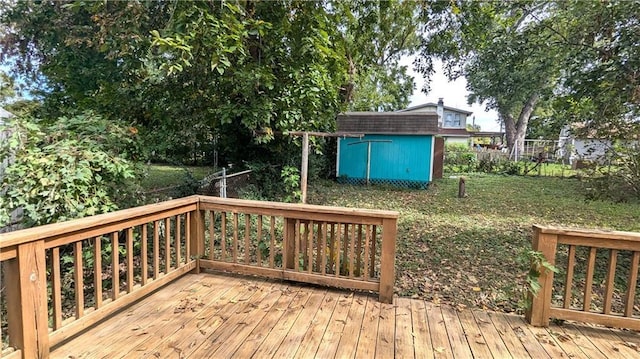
{"left": 399, "top": 98, "right": 473, "bottom": 145}
{"left": 557, "top": 124, "right": 620, "bottom": 168}
{"left": 336, "top": 112, "right": 442, "bottom": 188}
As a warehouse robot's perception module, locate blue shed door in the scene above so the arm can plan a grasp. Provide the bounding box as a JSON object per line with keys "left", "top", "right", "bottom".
{"left": 337, "top": 134, "right": 433, "bottom": 185}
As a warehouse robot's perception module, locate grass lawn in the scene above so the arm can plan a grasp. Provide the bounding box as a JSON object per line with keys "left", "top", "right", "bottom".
{"left": 307, "top": 174, "right": 640, "bottom": 313}
{"left": 141, "top": 164, "right": 216, "bottom": 190}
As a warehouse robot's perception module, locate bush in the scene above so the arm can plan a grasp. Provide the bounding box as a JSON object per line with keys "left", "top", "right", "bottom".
{"left": 0, "top": 112, "right": 142, "bottom": 227}
{"left": 581, "top": 143, "right": 640, "bottom": 202}
{"left": 444, "top": 143, "right": 477, "bottom": 173}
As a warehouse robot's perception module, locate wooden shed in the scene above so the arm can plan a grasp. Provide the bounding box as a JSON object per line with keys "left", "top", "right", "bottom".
{"left": 336, "top": 112, "right": 442, "bottom": 188}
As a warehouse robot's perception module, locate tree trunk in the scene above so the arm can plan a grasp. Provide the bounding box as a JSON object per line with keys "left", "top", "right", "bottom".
{"left": 502, "top": 94, "right": 539, "bottom": 159}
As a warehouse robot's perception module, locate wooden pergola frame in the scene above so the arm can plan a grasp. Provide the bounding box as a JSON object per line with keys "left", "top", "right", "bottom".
{"left": 285, "top": 131, "right": 363, "bottom": 203}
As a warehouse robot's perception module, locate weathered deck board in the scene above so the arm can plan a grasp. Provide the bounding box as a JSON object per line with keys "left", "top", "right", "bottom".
{"left": 50, "top": 272, "right": 640, "bottom": 359}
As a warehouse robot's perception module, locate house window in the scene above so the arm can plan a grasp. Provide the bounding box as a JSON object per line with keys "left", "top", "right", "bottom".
{"left": 444, "top": 112, "right": 462, "bottom": 127}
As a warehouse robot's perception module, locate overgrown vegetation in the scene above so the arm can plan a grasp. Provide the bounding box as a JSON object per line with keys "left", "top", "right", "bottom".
{"left": 444, "top": 144, "right": 576, "bottom": 178}
{"left": 309, "top": 175, "right": 640, "bottom": 313}
{"left": 0, "top": 113, "right": 142, "bottom": 227}
{"left": 581, "top": 143, "right": 640, "bottom": 202}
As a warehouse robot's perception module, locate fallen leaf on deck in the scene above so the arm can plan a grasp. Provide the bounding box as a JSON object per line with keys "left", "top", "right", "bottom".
{"left": 556, "top": 334, "right": 572, "bottom": 342}
{"left": 434, "top": 347, "right": 446, "bottom": 353}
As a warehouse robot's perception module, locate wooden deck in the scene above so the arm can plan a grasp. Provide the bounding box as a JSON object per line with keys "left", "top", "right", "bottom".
{"left": 49, "top": 272, "right": 640, "bottom": 359}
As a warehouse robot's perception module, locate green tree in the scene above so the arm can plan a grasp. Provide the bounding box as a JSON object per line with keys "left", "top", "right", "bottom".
{"left": 1, "top": 1, "right": 424, "bottom": 200}
{"left": 547, "top": 1, "right": 640, "bottom": 139}
{"left": 417, "top": 1, "right": 563, "bottom": 154}
{"left": 334, "top": 0, "right": 421, "bottom": 111}
{"left": 0, "top": 71, "right": 15, "bottom": 104}
{"left": 0, "top": 113, "right": 141, "bottom": 227}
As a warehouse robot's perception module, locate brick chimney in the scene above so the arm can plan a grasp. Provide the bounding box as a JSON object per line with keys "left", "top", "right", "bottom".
{"left": 437, "top": 98, "right": 444, "bottom": 127}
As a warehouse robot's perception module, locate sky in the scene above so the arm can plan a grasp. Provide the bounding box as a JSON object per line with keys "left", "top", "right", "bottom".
{"left": 401, "top": 56, "right": 501, "bottom": 132}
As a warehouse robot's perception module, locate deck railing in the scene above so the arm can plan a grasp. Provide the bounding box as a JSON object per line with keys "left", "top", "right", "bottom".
{"left": 197, "top": 197, "right": 397, "bottom": 302}
{"left": 0, "top": 195, "right": 397, "bottom": 358}
{"left": 526, "top": 225, "right": 640, "bottom": 330}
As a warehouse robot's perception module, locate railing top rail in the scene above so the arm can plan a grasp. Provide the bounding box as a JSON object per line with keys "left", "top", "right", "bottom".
{"left": 534, "top": 224, "right": 640, "bottom": 242}
{"left": 197, "top": 195, "right": 399, "bottom": 220}
{"left": 0, "top": 195, "right": 200, "bottom": 248}
{"left": 1, "top": 195, "right": 398, "bottom": 251}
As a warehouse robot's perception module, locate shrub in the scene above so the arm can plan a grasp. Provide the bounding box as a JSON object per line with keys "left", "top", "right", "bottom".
{"left": 444, "top": 143, "right": 477, "bottom": 173}
{"left": 581, "top": 142, "right": 640, "bottom": 202}
{"left": 0, "top": 112, "right": 142, "bottom": 227}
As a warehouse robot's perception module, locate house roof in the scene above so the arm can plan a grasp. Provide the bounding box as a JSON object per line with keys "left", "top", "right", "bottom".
{"left": 438, "top": 128, "right": 470, "bottom": 137}
{"left": 399, "top": 103, "right": 473, "bottom": 116}
{"left": 337, "top": 112, "right": 439, "bottom": 135}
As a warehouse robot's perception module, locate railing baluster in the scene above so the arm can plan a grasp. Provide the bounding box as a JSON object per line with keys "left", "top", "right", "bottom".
{"left": 320, "top": 222, "right": 327, "bottom": 275}
{"left": 356, "top": 225, "right": 363, "bottom": 277}
{"left": 329, "top": 223, "right": 336, "bottom": 274}
{"left": 141, "top": 226, "right": 148, "bottom": 286}
{"left": 233, "top": 213, "right": 239, "bottom": 263}
{"left": 176, "top": 215, "right": 181, "bottom": 266}
{"left": 583, "top": 247, "right": 597, "bottom": 312}
{"left": 563, "top": 245, "right": 576, "bottom": 309}
{"left": 302, "top": 221, "right": 309, "bottom": 270}
{"left": 94, "top": 236, "right": 103, "bottom": 309}
{"left": 112, "top": 232, "right": 119, "bottom": 300}
{"left": 370, "top": 225, "right": 377, "bottom": 278}
{"left": 342, "top": 224, "right": 349, "bottom": 275}
{"left": 126, "top": 228, "right": 134, "bottom": 293}
{"left": 349, "top": 224, "right": 356, "bottom": 278}
{"left": 244, "top": 214, "right": 251, "bottom": 264}
{"left": 269, "top": 216, "right": 275, "bottom": 268}
{"left": 335, "top": 223, "right": 341, "bottom": 277}
{"left": 625, "top": 251, "right": 640, "bottom": 317}
{"left": 603, "top": 249, "right": 618, "bottom": 314}
{"left": 74, "top": 241, "right": 84, "bottom": 319}
{"left": 364, "top": 225, "right": 371, "bottom": 281}
{"left": 164, "top": 217, "right": 171, "bottom": 273}
{"left": 221, "top": 212, "right": 227, "bottom": 261}
{"left": 257, "top": 215, "right": 263, "bottom": 267}
{"left": 185, "top": 212, "right": 192, "bottom": 263}
{"left": 294, "top": 219, "right": 301, "bottom": 271}
{"left": 52, "top": 247, "right": 63, "bottom": 330}
{"left": 209, "top": 211, "right": 215, "bottom": 260}
{"left": 307, "top": 221, "right": 314, "bottom": 274}
{"left": 153, "top": 221, "right": 160, "bottom": 279}
{"left": 315, "top": 222, "right": 321, "bottom": 272}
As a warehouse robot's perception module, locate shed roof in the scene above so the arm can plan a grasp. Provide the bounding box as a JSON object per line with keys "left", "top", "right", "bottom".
{"left": 337, "top": 112, "right": 438, "bottom": 135}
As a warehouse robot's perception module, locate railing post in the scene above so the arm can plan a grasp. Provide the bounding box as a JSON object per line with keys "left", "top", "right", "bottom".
{"left": 378, "top": 217, "right": 397, "bottom": 304}
{"left": 5, "top": 240, "right": 50, "bottom": 358}
{"left": 189, "top": 200, "right": 205, "bottom": 274}
{"left": 526, "top": 226, "right": 558, "bottom": 327}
